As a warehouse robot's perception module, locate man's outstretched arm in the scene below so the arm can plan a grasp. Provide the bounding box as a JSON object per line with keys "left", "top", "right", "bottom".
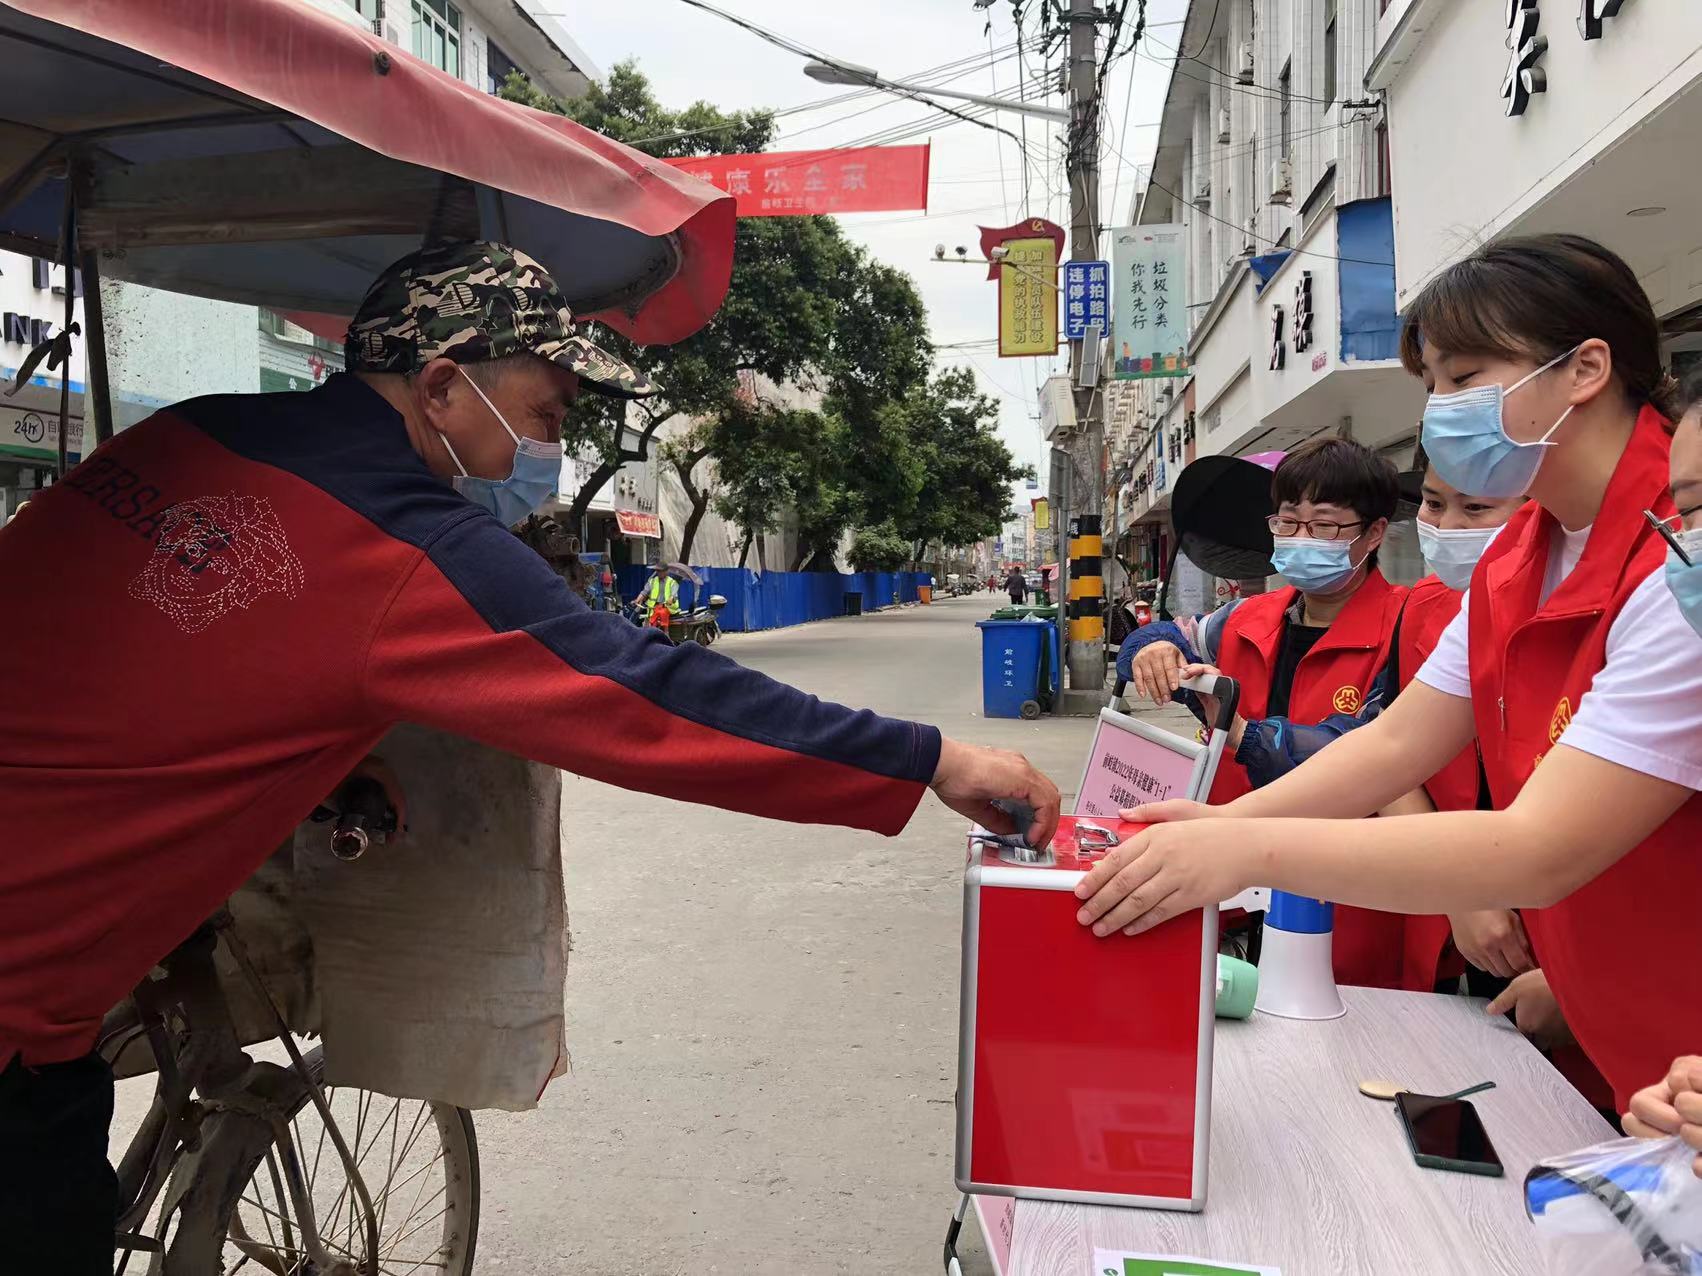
{"left": 364, "top": 516, "right": 1058, "bottom": 842}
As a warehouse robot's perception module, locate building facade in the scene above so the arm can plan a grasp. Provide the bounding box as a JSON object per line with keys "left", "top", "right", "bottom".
{"left": 1372, "top": 0, "right": 1702, "bottom": 373}
{"left": 1109, "top": 0, "right": 1437, "bottom": 597}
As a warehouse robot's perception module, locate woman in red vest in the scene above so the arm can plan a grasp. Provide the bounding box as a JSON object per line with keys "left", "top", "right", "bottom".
{"left": 1079, "top": 233, "right": 1701, "bottom": 1109}
{"left": 1120, "top": 437, "right": 1409, "bottom": 987}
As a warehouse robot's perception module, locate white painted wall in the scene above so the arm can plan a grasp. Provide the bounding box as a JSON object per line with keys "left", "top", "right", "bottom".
{"left": 1378, "top": 0, "right": 1702, "bottom": 308}
{"left": 103, "top": 283, "right": 260, "bottom": 429}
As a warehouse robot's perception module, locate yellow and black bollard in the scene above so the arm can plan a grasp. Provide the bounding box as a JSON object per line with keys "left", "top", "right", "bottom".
{"left": 1067, "top": 514, "right": 1104, "bottom": 652}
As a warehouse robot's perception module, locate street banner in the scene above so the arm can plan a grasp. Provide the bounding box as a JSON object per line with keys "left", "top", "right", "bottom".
{"left": 663, "top": 144, "right": 930, "bottom": 217}
{"left": 1111, "top": 224, "right": 1190, "bottom": 379}
{"left": 980, "top": 218, "right": 1064, "bottom": 358}
{"left": 1063, "top": 260, "right": 1109, "bottom": 341}
{"left": 1032, "top": 496, "right": 1050, "bottom": 531}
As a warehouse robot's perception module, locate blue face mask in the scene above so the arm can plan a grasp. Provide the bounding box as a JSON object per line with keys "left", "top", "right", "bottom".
{"left": 439, "top": 367, "right": 560, "bottom": 526}
{"left": 1270, "top": 535, "right": 1364, "bottom": 595}
{"left": 1666, "top": 527, "right": 1702, "bottom": 639}
{"left": 1420, "top": 345, "right": 1580, "bottom": 498}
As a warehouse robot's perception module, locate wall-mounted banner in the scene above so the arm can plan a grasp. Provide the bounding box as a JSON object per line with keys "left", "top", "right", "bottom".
{"left": 663, "top": 144, "right": 930, "bottom": 217}
{"left": 980, "top": 218, "right": 1064, "bottom": 357}
{"left": 1111, "top": 224, "right": 1190, "bottom": 380}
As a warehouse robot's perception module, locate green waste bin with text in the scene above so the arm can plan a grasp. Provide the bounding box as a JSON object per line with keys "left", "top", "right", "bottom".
{"left": 976, "top": 619, "right": 1046, "bottom": 719}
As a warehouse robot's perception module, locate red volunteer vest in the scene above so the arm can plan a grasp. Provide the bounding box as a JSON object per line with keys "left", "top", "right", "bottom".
{"left": 1212, "top": 570, "right": 1410, "bottom": 988}
{"left": 1467, "top": 407, "right": 1699, "bottom": 1107}
{"left": 1396, "top": 576, "right": 1473, "bottom": 992}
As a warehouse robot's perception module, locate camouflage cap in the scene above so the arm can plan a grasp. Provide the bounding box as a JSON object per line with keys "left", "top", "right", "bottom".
{"left": 345, "top": 241, "right": 655, "bottom": 399}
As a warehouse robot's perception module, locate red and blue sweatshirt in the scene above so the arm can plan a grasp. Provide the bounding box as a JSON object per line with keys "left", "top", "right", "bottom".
{"left": 0, "top": 374, "right": 940, "bottom": 1066}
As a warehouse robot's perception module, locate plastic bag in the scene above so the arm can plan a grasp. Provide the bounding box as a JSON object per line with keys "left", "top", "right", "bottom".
{"left": 1526, "top": 1136, "right": 1702, "bottom": 1274}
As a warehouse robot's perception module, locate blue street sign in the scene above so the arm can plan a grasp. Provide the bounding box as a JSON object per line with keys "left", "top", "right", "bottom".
{"left": 1063, "top": 260, "right": 1110, "bottom": 341}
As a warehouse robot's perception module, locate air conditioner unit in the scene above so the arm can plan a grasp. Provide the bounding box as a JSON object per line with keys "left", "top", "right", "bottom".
{"left": 1236, "top": 43, "right": 1255, "bottom": 84}
{"left": 1216, "top": 108, "right": 1231, "bottom": 144}
{"left": 1193, "top": 177, "right": 1212, "bottom": 206}
{"left": 1269, "top": 156, "right": 1294, "bottom": 204}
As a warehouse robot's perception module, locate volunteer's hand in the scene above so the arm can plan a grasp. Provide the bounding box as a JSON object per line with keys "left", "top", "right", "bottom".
{"left": 1176, "top": 662, "right": 1247, "bottom": 748}
{"left": 1448, "top": 909, "right": 1534, "bottom": 979}
{"left": 1486, "top": 969, "right": 1572, "bottom": 1051}
{"left": 1072, "top": 819, "right": 1247, "bottom": 936}
{"left": 932, "top": 737, "right": 1060, "bottom": 847}
{"left": 1625, "top": 1056, "right": 1702, "bottom": 1178}
{"left": 342, "top": 753, "right": 407, "bottom": 843}
{"left": 1128, "top": 640, "right": 1187, "bottom": 706}
{"left": 1118, "top": 798, "right": 1214, "bottom": 823}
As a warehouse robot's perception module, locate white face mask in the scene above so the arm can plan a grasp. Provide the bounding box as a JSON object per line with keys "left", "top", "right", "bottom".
{"left": 1415, "top": 519, "right": 1504, "bottom": 592}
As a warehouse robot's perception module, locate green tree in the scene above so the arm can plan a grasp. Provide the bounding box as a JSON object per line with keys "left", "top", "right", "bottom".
{"left": 888, "top": 366, "right": 1031, "bottom": 561}
{"left": 659, "top": 424, "right": 716, "bottom": 566}
{"left": 502, "top": 63, "right": 935, "bottom": 547}
{"left": 708, "top": 402, "right": 832, "bottom": 567}
{"left": 846, "top": 522, "right": 912, "bottom": 572}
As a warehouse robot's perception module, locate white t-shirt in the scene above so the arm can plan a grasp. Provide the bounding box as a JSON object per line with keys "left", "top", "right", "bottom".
{"left": 1415, "top": 524, "right": 1702, "bottom": 791}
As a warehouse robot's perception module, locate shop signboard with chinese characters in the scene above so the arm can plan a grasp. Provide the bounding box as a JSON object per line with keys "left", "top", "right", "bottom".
{"left": 663, "top": 144, "right": 930, "bottom": 217}
{"left": 979, "top": 218, "right": 1063, "bottom": 358}
{"left": 1111, "top": 225, "right": 1189, "bottom": 380}
{"left": 1063, "top": 260, "right": 1110, "bottom": 341}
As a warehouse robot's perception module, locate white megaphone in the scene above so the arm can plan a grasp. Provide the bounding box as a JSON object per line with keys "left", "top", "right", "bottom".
{"left": 1251, "top": 890, "right": 1347, "bottom": 1020}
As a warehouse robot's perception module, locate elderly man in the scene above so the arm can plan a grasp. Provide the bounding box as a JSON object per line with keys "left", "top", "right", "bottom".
{"left": 0, "top": 241, "right": 1058, "bottom": 1267}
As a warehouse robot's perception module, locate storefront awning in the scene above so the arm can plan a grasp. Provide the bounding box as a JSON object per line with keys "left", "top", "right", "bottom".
{"left": 615, "top": 509, "right": 661, "bottom": 539}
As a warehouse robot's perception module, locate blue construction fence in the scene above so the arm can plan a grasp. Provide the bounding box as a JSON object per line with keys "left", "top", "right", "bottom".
{"left": 613, "top": 566, "right": 934, "bottom": 633}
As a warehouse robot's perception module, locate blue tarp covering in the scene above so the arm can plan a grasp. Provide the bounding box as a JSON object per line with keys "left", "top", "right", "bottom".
{"left": 612, "top": 566, "right": 932, "bottom": 632}
{"left": 1338, "top": 197, "right": 1402, "bottom": 364}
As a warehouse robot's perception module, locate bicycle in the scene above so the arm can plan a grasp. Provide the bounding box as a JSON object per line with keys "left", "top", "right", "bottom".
{"left": 101, "top": 781, "right": 480, "bottom": 1276}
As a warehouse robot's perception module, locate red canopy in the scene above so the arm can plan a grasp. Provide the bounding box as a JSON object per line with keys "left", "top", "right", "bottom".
{"left": 0, "top": 0, "right": 734, "bottom": 343}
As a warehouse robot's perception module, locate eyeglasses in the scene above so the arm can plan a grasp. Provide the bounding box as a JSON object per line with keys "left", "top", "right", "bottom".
{"left": 1266, "top": 515, "right": 1366, "bottom": 541}
{"left": 1645, "top": 508, "right": 1694, "bottom": 566}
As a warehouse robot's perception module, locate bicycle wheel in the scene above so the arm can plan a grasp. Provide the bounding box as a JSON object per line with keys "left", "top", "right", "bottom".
{"left": 224, "top": 1046, "right": 478, "bottom": 1276}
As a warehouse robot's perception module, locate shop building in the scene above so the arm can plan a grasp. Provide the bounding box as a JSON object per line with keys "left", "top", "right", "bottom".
{"left": 1372, "top": 1, "right": 1702, "bottom": 373}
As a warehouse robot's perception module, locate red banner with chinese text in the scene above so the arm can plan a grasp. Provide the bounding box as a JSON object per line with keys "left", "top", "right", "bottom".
{"left": 663, "top": 145, "right": 930, "bottom": 217}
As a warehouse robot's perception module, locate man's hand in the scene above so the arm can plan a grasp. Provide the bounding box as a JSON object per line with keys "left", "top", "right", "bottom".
{"left": 1625, "top": 1056, "right": 1702, "bottom": 1178}
{"left": 1448, "top": 909, "right": 1533, "bottom": 978}
{"left": 1072, "top": 819, "right": 1249, "bottom": 936}
{"left": 1128, "top": 640, "right": 1186, "bottom": 706}
{"left": 1485, "top": 969, "right": 1571, "bottom": 1051}
{"left": 932, "top": 738, "right": 1060, "bottom": 847}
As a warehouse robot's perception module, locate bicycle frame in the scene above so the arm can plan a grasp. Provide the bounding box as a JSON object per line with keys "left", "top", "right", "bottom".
{"left": 101, "top": 911, "right": 377, "bottom": 1275}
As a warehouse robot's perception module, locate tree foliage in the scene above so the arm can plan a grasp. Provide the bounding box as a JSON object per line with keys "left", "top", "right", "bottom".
{"left": 846, "top": 523, "right": 912, "bottom": 572}
{"left": 501, "top": 63, "right": 1018, "bottom": 562}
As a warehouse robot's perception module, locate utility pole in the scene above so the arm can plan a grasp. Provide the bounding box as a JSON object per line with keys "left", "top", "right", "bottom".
{"left": 1063, "top": 0, "right": 1106, "bottom": 695}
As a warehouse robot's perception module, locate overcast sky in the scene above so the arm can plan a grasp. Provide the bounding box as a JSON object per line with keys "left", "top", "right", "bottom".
{"left": 567, "top": 0, "right": 1192, "bottom": 505}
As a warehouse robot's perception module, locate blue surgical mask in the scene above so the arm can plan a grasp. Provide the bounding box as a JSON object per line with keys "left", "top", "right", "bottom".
{"left": 1420, "top": 345, "right": 1581, "bottom": 498}
{"left": 1666, "top": 527, "right": 1702, "bottom": 639}
{"left": 1416, "top": 519, "right": 1504, "bottom": 592}
{"left": 439, "top": 367, "right": 560, "bottom": 526}
{"left": 1270, "top": 535, "right": 1364, "bottom": 594}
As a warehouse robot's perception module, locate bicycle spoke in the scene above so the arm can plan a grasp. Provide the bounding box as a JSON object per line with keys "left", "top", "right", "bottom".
{"left": 367, "top": 1146, "right": 447, "bottom": 1224}
{"left": 381, "top": 1188, "right": 450, "bottom": 1260}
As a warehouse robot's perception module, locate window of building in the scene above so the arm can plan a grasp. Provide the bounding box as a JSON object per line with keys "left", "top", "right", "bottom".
{"left": 1376, "top": 122, "right": 1391, "bottom": 197}
{"left": 1279, "top": 60, "right": 1292, "bottom": 160}
{"left": 344, "top": 0, "right": 381, "bottom": 19}
{"left": 1323, "top": 0, "right": 1337, "bottom": 106}
{"left": 486, "top": 39, "right": 523, "bottom": 94}
{"left": 411, "top": 0, "right": 461, "bottom": 78}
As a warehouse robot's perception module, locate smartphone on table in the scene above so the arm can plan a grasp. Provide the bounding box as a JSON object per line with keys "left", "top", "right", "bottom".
{"left": 1395, "top": 1091, "right": 1505, "bottom": 1177}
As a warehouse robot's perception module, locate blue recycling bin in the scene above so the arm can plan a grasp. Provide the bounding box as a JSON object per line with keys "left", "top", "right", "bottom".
{"left": 977, "top": 619, "right": 1047, "bottom": 719}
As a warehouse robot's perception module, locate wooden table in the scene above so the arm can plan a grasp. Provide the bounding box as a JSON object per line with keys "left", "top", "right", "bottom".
{"left": 993, "top": 987, "right": 1615, "bottom": 1275}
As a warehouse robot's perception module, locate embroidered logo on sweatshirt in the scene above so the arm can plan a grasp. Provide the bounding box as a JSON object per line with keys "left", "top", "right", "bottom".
{"left": 128, "top": 492, "right": 304, "bottom": 634}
